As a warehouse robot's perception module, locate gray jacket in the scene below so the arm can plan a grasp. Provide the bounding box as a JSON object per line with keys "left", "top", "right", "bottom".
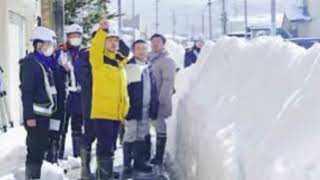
{"left": 148, "top": 50, "right": 176, "bottom": 119}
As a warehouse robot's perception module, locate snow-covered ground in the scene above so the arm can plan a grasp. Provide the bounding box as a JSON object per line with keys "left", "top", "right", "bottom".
{"left": 167, "top": 36, "right": 320, "bottom": 180}
{"left": 0, "top": 125, "right": 168, "bottom": 180}
{"left": 0, "top": 126, "right": 75, "bottom": 180}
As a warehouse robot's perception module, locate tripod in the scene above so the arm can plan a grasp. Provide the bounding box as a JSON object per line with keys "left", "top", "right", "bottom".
{"left": 0, "top": 66, "right": 13, "bottom": 132}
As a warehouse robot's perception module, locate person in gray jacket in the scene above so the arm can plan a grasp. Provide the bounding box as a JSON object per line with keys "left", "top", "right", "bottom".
{"left": 148, "top": 34, "right": 177, "bottom": 165}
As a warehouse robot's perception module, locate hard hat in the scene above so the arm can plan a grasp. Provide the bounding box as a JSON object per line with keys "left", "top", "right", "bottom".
{"left": 49, "top": 29, "right": 57, "bottom": 44}
{"left": 193, "top": 34, "right": 206, "bottom": 42}
{"left": 65, "top": 24, "right": 83, "bottom": 35}
{"left": 107, "top": 21, "right": 120, "bottom": 38}
{"left": 30, "top": 26, "right": 56, "bottom": 43}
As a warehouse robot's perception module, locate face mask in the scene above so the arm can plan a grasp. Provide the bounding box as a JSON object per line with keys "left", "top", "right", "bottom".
{"left": 43, "top": 46, "right": 54, "bottom": 57}
{"left": 69, "top": 38, "right": 82, "bottom": 47}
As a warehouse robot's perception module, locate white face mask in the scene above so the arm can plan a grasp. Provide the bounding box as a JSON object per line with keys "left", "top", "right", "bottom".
{"left": 69, "top": 38, "right": 82, "bottom": 47}
{"left": 43, "top": 46, "right": 55, "bottom": 57}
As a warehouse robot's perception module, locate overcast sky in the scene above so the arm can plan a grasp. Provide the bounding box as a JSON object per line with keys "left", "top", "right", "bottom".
{"left": 109, "top": 0, "right": 296, "bottom": 37}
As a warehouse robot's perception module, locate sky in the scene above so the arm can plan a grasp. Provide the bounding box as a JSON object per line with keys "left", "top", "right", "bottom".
{"left": 109, "top": 0, "right": 300, "bottom": 37}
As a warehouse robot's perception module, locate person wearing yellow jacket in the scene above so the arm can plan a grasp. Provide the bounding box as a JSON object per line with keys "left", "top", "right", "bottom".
{"left": 89, "top": 18, "right": 130, "bottom": 180}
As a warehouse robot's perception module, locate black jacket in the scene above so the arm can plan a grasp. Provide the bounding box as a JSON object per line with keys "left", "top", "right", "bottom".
{"left": 20, "top": 53, "right": 52, "bottom": 121}
{"left": 74, "top": 50, "right": 92, "bottom": 120}
{"left": 126, "top": 58, "right": 159, "bottom": 121}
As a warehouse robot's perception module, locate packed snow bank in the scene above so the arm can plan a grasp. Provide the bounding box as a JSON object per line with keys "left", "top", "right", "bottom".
{"left": 0, "top": 162, "right": 68, "bottom": 180}
{"left": 0, "top": 127, "right": 72, "bottom": 180}
{"left": 167, "top": 36, "right": 320, "bottom": 180}
{"left": 165, "top": 39, "right": 185, "bottom": 70}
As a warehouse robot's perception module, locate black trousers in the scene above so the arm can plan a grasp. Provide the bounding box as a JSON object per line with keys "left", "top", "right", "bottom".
{"left": 62, "top": 113, "right": 83, "bottom": 136}
{"left": 81, "top": 117, "right": 96, "bottom": 151}
{"left": 25, "top": 115, "right": 50, "bottom": 166}
{"left": 59, "top": 113, "right": 83, "bottom": 158}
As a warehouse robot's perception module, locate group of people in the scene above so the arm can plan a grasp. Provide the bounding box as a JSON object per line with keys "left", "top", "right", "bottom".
{"left": 19, "top": 18, "right": 177, "bottom": 180}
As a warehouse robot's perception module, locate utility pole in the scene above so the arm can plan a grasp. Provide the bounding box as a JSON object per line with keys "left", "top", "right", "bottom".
{"left": 172, "top": 9, "right": 176, "bottom": 39}
{"left": 208, "top": 0, "right": 213, "bottom": 39}
{"left": 155, "top": 0, "right": 160, "bottom": 33}
{"left": 132, "top": 0, "right": 135, "bottom": 20}
{"left": 271, "top": 0, "right": 276, "bottom": 36}
{"left": 202, "top": 12, "right": 205, "bottom": 35}
{"left": 244, "top": 0, "right": 248, "bottom": 38}
{"left": 221, "top": 0, "right": 227, "bottom": 35}
{"left": 132, "top": 0, "right": 136, "bottom": 40}
{"left": 118, "top": 0, "right": 122, "bottom": 36}
{"left": 53, "top": 0, "right": 65, "bottom": 44}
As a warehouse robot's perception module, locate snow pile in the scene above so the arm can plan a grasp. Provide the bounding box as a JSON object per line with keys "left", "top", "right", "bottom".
{"left": 165, "top": 39, "right": 185, "bottom": 70}
{"left": 0, "top": 162, "right": 68, "bottom": 180}
{"left": 167, "top": 36, "right": 320, "bottom": 180}
{"left": 0, "top": 127, "right": 71, "bottom": 180}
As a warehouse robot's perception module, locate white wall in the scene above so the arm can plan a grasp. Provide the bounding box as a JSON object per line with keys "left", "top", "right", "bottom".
{"left": 0, "top": 0, "right": 37, "bottom": 123}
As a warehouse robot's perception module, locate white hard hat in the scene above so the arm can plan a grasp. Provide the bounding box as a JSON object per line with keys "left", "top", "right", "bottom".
{"left": 49, "top": 29, "right": 57, "bottom": 44}
{"left": 193, "top": 34, "right": 206, "bottom": 42}
{"left": 30, "top": 26, "right": 56, "bottom": 43}
{"left": 65, "top": 24, "right": 83, "bottom": 35}
{"left": 107, "top": 21, "right": 120, "bottom": 38}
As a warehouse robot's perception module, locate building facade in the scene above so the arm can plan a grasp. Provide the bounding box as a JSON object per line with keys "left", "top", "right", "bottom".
{"left": 0, "top": 0, "right": 64, "bottom": 123}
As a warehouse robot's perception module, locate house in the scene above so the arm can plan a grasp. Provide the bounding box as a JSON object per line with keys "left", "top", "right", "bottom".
{"left": 285, "top": 0, "right": 320, "bottom": 37}
{"left": 0, "top": 0, "right": 62, "bottom": 123}
{"left": 228, "top": 13, "right": 292, "bottom": 38}
{"left": 0, "top": 0, "right": 39, "bottom": 123}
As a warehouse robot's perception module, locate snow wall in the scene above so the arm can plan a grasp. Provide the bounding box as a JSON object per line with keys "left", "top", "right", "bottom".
{"left": 167, "top": 36, "right": 320, "bottom": 180}
{"left": 165, "top": 39, "right": 186, "bottom": 70}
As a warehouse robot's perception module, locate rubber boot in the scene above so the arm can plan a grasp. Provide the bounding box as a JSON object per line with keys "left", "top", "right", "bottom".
{"left": 133, "top": 141, "right": 153, "bottom": 173}
{"left": 80, "top": 148, "right": 95, "bottom": 180}
{"left": 150, "top": 137, "right": 167, "bottom": 165}
{"left": 144, "top": 134, "right": 151, "bottom": 162}
{"left": 58, "top": 134, "right": 66, "bottom": 159}
{"left": 25, "top": 163, "right": 41, "bottom": 180}
{"left": 122, "top": 142, "right": 134, "bottom": 177}
{"left": 72, "top": 135, "right": 81, "bottom": 157}
{"left": 97, "top": 156, "right": 113, "bottom": 180}
{"left": 47, "top": 139, "right": 59, "bottom": 163}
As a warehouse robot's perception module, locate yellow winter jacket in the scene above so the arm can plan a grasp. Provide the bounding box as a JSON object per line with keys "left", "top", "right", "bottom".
{"left": 89, "top": 29, "right": 129, "bottom": 121}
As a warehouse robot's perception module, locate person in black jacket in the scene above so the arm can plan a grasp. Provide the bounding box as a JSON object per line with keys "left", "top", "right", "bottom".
{"left": 20, "top": 27, "right": 57, "bottom": 180}
{"left": 122, "top": 40, "right": 159, "bottom": 177}
{"left": 184, "top": 35, "right": 205, "bottom": 68}
{"left": 74, "top": 48, "right": 97, "bottom": 180}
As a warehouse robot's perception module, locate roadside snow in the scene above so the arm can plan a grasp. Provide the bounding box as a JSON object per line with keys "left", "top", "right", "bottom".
{"left": 0, "top": 126, "right": 72, "bottom": 180}
{"left": 167, "top": 36, "right": 320, "bottom": 180}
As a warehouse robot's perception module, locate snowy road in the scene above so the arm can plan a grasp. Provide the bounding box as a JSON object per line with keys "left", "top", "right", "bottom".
{"left": 0, "top": 126, "right": 170, "bottom": 180}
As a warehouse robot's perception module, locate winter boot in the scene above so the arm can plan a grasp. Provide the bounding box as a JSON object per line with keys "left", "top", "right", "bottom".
{"left": 143, "top": 134, "right": 151, "bottom": 162}
{"left": 97, "top": 156, "right": 113, "bottom": 180}
{"left": 25, "top": 163, "right": 41, "bottom": 180}
{"left": 133, "top": 141, "right": 153, "bottom": 173}
{"left": 46, "top": 139, "right": 59, "bottom": 163}
{"left": 113, "top": 171, "right": 120, "bottom": 179}
{"left": 150, "top": 137, "right": 167, "bottom": 165}
{"left": 80, "top": 148, "right": 95, "bottom": 180}
{"left": 58, "top": 134, "right": 66, "bottom": 159}
{"left": 122, "top": 142, "right": 134, "bottom": 177}
{"left": 72, "top": 135, "right": 81, "bottom": 157}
